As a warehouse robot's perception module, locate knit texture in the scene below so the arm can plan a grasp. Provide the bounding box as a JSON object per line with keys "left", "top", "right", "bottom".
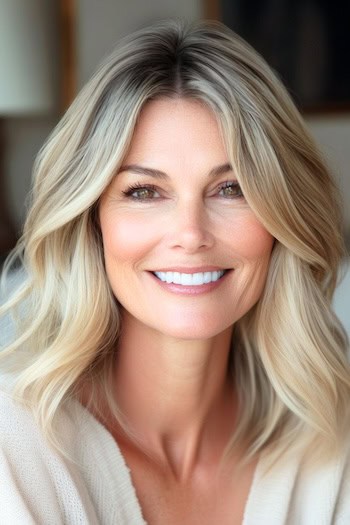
{"left": 0, "top": 389, "right": 349, "bottom": 524}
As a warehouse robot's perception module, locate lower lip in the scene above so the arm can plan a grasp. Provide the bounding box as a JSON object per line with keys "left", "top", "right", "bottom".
{"left": 148, "top": 270, "right": 232, "bottom": 295}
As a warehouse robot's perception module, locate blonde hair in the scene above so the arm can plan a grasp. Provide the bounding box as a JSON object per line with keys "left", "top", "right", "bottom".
{"left": 1, "top": 18, "right": 349, "bottom": 467}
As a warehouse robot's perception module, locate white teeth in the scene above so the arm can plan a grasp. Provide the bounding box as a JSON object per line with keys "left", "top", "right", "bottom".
{"left": 204, "top": 272, "right": 212, "bottom": 284}
{"left": 181, "top": 273, "right": 192, "bottom": 285}
{"left": 153, "top": 270, "right": 226, "bottom": 285}
{"left": 173, "top": 272, "right": 181, "bottom": 284}
{"left": 193, "top": 272, "right": 206, "bottom": 285}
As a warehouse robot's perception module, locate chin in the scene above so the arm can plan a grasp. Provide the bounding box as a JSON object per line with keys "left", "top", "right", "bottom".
{"left": 151, "top": 317, "right": 233, "bottom": 341}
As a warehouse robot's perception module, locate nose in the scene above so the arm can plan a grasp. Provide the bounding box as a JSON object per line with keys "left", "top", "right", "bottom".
{"left": 166, "top": 198, "right": 215, "bottom": 253}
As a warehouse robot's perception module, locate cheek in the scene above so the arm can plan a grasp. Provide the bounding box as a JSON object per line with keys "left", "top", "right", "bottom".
{"left": 225, "top": 217, "right": 274, "bottom": 316}
{"left": 241, "top": 223, "right": 274, "bottom": 260}
{"left": 100, "top": 212, "right": 158, "bottom": 264}
{"left": 221, "top": 213, "right": 274, "bottom": 262}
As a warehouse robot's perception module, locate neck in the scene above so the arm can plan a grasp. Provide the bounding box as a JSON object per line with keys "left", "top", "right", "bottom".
{"left": 109, "top": 310, "right": 237, "bottom": 478}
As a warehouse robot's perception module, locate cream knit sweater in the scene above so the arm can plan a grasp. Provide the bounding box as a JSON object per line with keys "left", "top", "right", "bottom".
{"left": 0, "top": 390, "right": 349, "bottom": 525}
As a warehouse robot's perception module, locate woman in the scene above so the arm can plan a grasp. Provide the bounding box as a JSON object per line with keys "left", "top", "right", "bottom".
{"left": 0, "top": 18, "right": 349, "bottom": 525}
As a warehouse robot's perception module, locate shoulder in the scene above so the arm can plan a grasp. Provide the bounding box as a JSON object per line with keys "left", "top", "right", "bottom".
{"left": 0, "top": 384, "right": 92, "bottom": 466}
{"left": 0, "top": 386, "right": 73, "bottom": 479}
{"left": 0, "top": 387, "right": 100, "bottom": 524}
{"left": 247, "top": 440, "right": 350, "bottom": 525}
{"left": 0, "top": 388, "right": 62, "bottom": 521}
{"left": 0, "top": 386, "right": 41, "bottom": 448}
{"left": 0, "top": 387, "right": 147, "bottom": 524}
{"left": 291, "top": 440, "right": 350, "bottom": 524}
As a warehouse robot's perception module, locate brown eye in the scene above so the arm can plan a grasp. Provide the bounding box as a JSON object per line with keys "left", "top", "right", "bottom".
{"left": 132, "top": 188, "right": 155, "bottom": 200}
{"left": 218, "top": 181, "right": 243, "bottom": 199}
{"left": 122, "top": 184, "right": 160, "bottom": 200}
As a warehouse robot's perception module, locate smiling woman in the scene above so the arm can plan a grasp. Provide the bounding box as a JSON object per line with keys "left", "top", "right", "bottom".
{"left": 99, "top": 98, "right": 274, "bottom": 341}
{"left": 0, "top": 18, "right": 350, "bottom": 525}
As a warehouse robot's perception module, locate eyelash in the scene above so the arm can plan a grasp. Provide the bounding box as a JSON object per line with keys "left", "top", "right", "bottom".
{"left": 122, "top": 181, "right": 244, "bottom": 201}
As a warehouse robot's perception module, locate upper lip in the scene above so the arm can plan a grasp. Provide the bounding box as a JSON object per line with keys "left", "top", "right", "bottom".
{"left": 150, "top": 266, "right": 230, "bottom": 273}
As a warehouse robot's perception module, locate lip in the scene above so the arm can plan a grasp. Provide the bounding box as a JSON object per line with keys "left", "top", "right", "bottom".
{"left": 148, "top": 269, "right": 232, "bottom": 295}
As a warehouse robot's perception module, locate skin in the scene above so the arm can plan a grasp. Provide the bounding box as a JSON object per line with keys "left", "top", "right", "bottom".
{"left": 98, "top": 98, "right": 274, "bottom": 488}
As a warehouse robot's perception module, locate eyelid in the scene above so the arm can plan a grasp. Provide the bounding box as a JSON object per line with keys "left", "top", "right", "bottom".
{"left": 217, "top": 179, "right": 239, "bottom": 187}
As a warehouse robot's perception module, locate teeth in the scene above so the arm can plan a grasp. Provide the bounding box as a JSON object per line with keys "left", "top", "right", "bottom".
{"left": 166, "top": 272, "right": 173, "bottom": 283}
{"left": 154, "top": 270, "right": 226, "bottom": 285}
{"left": 181, "top": 273, "right": 192, "bottom": 285}
{"left": 173, "top": 272, "right": 181, "bottom": 284}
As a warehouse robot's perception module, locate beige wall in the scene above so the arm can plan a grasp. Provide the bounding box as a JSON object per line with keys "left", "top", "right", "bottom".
{"left": 3, "top": 0, "right": 59, "bottom": 230}
{"left": 77, "top": 0, "right": 202, "bottom": 86}
{"left": 307, "top": 116, "right": 350, "bottom": 230}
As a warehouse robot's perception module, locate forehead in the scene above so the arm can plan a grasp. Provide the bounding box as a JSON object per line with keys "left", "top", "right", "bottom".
{"left": 123, "top": 98, "right": 227, "bottom": 164}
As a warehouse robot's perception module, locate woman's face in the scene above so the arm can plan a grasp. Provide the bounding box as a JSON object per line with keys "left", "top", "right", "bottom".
{"left": 99, "top": 98, "right": 274, "bottom": 340}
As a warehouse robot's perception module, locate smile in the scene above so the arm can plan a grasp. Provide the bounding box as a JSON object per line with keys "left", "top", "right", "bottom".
{"left": 152, "top": 270, "right": 228, "bottom": 286}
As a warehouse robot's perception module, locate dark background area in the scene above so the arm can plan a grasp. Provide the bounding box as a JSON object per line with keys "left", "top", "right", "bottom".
{"left": 222, "top": 0, "right": 350, "bottom": 112}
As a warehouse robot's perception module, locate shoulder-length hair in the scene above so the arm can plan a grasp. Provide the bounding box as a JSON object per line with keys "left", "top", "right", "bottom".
{"left": 1, "top": 18, "right": 349, "bottom": 467}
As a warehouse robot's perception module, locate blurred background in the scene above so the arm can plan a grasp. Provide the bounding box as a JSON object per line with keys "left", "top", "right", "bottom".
{"left": 0, "top": 0, "right": 349, "bottom": 334}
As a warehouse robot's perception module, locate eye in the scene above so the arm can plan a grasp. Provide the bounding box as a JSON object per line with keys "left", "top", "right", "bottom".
{"left": 218, "top": 181, "right": 243, "bottom": 199}
{"left": 122, "top": 183, "right": 160, "bottom": 201}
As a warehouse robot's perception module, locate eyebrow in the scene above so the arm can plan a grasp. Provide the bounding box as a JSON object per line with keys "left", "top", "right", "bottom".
{"left": 117, "top": 163, "right": 233, "bottom": 180}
